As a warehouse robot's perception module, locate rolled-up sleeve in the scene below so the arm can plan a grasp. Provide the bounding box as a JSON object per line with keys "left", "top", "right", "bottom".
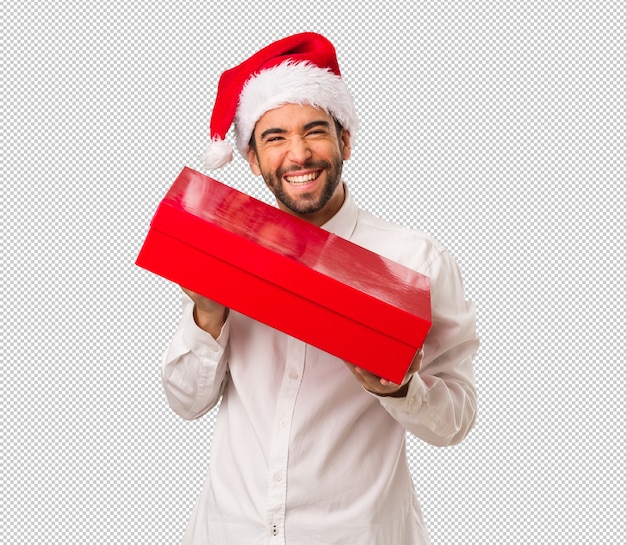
{"left": 161, "top": 293, "right": 230, "bottom": 420}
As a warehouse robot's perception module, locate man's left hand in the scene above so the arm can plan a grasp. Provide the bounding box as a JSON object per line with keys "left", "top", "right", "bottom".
{"left": 344, "top": 350, "right": 423, "bottom": 397}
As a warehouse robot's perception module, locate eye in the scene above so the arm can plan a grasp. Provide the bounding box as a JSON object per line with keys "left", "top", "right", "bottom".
{"left": 265, "top": 136, "right": 285, "bottom": 143}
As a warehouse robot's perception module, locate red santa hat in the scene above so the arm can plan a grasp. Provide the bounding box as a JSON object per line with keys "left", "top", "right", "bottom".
{"left": 202, "top": 32, "right": 359, "bottom": 170}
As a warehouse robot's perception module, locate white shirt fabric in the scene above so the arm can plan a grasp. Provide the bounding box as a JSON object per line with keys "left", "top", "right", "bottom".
{"left": 162, "top": 185, "right": 478, "bottom": 545}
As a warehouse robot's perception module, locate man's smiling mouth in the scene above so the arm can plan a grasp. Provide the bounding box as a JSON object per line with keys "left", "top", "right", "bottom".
{"left": 284, "top": 171, "right": 321, "bottom": 184}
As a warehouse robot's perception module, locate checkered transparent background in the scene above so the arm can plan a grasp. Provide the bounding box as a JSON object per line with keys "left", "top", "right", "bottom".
{"left": 4, "top": 1, "right": 623, "bottom": 543}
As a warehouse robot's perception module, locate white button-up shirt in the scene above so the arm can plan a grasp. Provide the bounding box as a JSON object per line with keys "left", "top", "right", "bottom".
{"left": 162, "top": 185, "right": 478, "bottom": 545}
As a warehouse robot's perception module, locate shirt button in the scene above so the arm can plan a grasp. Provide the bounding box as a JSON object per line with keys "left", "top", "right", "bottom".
{"left": 407, "top": 396, "right": 416, "bottom": 406}
{"left": 273, "top": 473, "right": 282, "bottom": 482}
{"left": 209, "top": 344, "right": 219, "bottom": 353}
{"left": 288, "top": 371, "right": 299, "bottom": 380}
{"left": 280, "top": 419, "right": 287, "bottom": 428}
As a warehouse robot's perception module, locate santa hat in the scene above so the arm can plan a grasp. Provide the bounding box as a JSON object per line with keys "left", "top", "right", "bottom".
{"left": 202, "top": 32, "right": 359, "bottom": 170}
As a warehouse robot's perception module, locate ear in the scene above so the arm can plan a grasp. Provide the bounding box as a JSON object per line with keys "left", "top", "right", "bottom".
{"left": 247, "top": 146, "right": 261, "bottom": 176}
{"left": 340, "top": 129, "right": 352, "bottom": 161}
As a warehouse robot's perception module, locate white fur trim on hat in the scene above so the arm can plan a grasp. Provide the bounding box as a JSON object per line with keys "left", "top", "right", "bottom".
{"left": 202, "top": 138, "right": 235, "bottom": 170}
{"left": 234, "top": 61, "right": 359, "bottom": 157}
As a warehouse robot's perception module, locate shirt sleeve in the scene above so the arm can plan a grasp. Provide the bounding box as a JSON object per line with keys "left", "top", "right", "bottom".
{"left": 376, "top": 249, "right": 479, "bottom": 446}
{"left": 161, "top": 293, "right": 230, "bottom": 420}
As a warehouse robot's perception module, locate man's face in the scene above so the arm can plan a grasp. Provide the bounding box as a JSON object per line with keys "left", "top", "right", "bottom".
{"left": 247, "top": 104, "right": 351, "bottom": 226}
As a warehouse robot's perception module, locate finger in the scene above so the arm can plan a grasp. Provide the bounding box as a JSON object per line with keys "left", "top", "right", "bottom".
{"left": 362, "top": 371, "right": 400, "bottom": 391}
{"left": 408, "top": 349, "right": 424, "bottom": 374}
{"left": 344, "top": 362, "right": 402, "bottom": 394}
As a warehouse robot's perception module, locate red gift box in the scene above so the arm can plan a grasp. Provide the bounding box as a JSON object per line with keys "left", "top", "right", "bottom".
{"left": 136, "top": 167, "right": 431, "bottom": 383}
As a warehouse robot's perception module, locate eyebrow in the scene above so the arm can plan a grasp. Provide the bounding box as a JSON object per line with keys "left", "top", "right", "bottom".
{"left": 259, "top": 127, "right": 287, "bottom": 141}
{"left": 303, "top": 120, "right": 331, "bottom": 131}
{"left": 259, "top": 120, "right": 331, "bottom": 141}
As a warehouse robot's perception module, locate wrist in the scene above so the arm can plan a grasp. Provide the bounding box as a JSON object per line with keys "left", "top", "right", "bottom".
{"left": 193, "top": 305, "right": 228, "bottom": 337}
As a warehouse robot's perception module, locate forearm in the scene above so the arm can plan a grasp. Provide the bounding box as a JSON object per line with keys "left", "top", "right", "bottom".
{"left": 378, "top": 345, "right": 478, "bottom": 446}
{"left": 161, "top": 294, "right": 230, "bottom": 420}
{"left": 376, "top": 249, "right": 479, "bottom": 445}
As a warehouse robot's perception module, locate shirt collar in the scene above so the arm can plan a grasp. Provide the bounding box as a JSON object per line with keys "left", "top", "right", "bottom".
{"left": 321, "top": 183, "right": 358, "bottom": 240}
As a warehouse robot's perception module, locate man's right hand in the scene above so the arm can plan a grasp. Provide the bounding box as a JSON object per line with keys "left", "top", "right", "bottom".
{"left": 181, "top": 287, "right": 228, "bottom": 338}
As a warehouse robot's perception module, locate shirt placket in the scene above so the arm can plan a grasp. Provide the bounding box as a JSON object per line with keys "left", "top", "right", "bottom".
{"left": 265, "top": 336, "right": 306, "bottom": 544}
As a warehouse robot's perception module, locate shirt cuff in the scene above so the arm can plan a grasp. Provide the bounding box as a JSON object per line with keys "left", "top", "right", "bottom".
{"left": 375, "top": 374, "right": 428, "bottom": 416}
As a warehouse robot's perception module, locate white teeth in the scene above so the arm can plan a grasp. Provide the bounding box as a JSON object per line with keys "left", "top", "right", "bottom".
{"left": 285, "top": 172, "right": 318, "bottom": 184}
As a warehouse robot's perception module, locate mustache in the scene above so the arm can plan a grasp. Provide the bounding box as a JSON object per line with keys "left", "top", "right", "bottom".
{"left": 277, "top": 160, "right": 331, "bottom": 177}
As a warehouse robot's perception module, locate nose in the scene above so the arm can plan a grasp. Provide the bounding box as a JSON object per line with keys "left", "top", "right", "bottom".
{"left": 286, "top": 136, "right": 312, "bottom": 165}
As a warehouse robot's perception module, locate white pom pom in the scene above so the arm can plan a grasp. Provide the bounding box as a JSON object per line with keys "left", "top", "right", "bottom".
{"left": 202, "top": 139, "right": 234, "bottom": 170}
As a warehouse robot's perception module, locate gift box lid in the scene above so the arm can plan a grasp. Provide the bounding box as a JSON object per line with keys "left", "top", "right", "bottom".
{"left": 138, "top": 167, "right": 431, "bottom": 356}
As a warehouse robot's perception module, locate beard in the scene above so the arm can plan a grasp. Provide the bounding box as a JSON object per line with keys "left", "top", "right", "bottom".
{"left": 260, "top": 155, "right": 344, "bottom": 216}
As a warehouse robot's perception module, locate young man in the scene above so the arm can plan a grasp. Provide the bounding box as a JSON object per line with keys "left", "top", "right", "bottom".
{"left": 162, "top": 33, "right": 478, "bottom": 544}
